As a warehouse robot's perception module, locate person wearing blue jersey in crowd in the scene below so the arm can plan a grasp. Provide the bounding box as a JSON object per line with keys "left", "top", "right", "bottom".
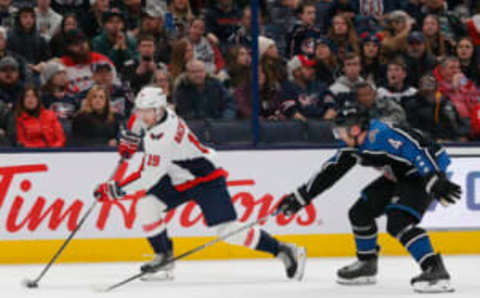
{"left": 276, "top": 101, "right": 462, "bottom": 293}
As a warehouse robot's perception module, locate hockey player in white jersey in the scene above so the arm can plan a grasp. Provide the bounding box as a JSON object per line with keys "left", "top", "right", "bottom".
{"left": 95, "top": 86, "right": 306, "bottom": 281}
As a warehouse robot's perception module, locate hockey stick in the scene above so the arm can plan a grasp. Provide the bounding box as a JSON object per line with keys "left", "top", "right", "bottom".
{"left": 102, "top": 209, "right": 282, "bottom": 292}
{"left": 22, "top": 157, "right": 128, "bottom": 289}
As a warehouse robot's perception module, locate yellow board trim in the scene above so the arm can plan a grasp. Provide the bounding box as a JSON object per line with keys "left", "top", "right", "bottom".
{"left": 1, "top": 231, "right": 479, "bottom": 264}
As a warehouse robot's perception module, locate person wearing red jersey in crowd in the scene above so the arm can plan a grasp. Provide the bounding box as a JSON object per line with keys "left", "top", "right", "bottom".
{"left": 15, "top": 85, "right": 65, "bottom": 148}
{"left": 60, "top": 29, "right": 118, "bottom": 96}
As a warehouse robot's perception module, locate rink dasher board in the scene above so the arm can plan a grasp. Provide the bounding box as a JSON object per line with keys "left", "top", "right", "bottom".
{"left": 0, "top": 149, "right": 479, "bottom": 263}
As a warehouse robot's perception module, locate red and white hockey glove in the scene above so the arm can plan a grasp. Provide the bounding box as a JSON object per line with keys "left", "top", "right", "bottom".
{"left": 119, "top": 131, "right": 141, "bottom": 159}
{"left": 94, "top": 181, "right": 125, "bottom": 201}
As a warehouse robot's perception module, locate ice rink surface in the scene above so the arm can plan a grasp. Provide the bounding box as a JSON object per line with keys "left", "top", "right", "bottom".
{"left": 2, "top": 256, "right": 479, "bottom": 298}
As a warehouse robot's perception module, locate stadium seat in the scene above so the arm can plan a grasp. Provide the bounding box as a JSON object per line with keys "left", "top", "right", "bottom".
{"left": 305, "top": 120, "right": 336, "bottom": 144}
{"left": 206, "top": 120, "right": 253, "bottom": 145}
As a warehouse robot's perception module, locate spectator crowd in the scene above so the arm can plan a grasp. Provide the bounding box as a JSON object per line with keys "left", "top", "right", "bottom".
{"left": 1, "top": 0, "right": 480, "bottom": 148}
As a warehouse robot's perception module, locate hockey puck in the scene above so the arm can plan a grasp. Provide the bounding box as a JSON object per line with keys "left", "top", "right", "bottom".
{"left": 21, "top": 279, "right": 38, "bottom": 289}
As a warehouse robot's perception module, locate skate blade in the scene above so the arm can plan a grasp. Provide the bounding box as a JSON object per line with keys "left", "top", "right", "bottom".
{"left": 337, "top": 276, "right": 377, "bottom": 285}
{"left": 292, "top": 247, "right": 307, "bottom": 281}
{"left": 413, "top": 279, "right": 455, "bottom": 293}
{"left": 140, "top": 271, "right": 174, "bottom": 282}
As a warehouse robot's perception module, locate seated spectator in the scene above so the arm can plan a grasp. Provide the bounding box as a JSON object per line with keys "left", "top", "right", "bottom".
{"left": 167, "top": 0, "right": 194, "bottom": 38}
{"left": 329, "top": 53, "right": 365, "bottom": 104}
{"left": 151, "top": 67, "right": 173, "bottom": 104}
{"left": 466, "top": 15, "right": 480, "bottom": 46}
{"left": 266, "top": 0, "right": 298, "bottom": 56}
{"left": 116, "top": 0, "right": 143, "bottom": 36}
{"left": 234, "top": 66, "right": 284, "bottom": 119}
{"left": 188, "top": 18, "right": 225, "bottom": 76}
{"left": 433, "top": 56, "right": 480, "bottom": 119}
{"left": 15, "top": 85, "right": 65, "bottom": 148}
{"left": 35, "top": 0, "right": 63, "bottom": 42}
{"left": 313, "top": 37, "right": 339, "bottom": 85}
{"left": 174, "top": 59, "right": 236, "bottom": 120}
{"left": 7, "top": 6, "right": 51, "bottom": 70}
{"left": 0, "top": 56, "right": 24, "bottom": 107}
{"left": 260, "top": 36, "right": 287, "bottom": 87}
{"left": 0, "top": 26, "right": 31, "bottom": 82}
{"left": 122, "top": 34, "right": 162, "bottom": 94}
{"left": 455, "top": 37, "right": 480, "bottom": 85}
{"left": 0, "top": 0, "right": 17, "bottom": 30}
{"left": 91, "top": 8, "right": 137, "bottom": 70}
{"left": 222, "top": 45, "right": 251, "bottom": 90}
{"left": 80, "top": 0, "right": 110, "bottom": 39}
{"left": 80, "top": 61, "right": 133, "bottom": 119}
{"left": 140, "top": 6, "right": 171, "bottom": 63}
{"left": 409, "top": 0, "right": 466, "bottom": 43}
{"left": 50, "top": 0, "right": 90, "bottom": 15}
{"left": 205, "top": 0, "right": 241, "bottom": 45}
{"left": 49, "top": 13, "right": 78, "bottom": 58}
{"left": 0, "top": 99, "right": 15, "bottom": 146}
{"left": 227, "top": 6, "right": 263, "bottom": 51}
{"left": 377, "top": 57, "right": 418, "bottom": 106}
{"left": 422, "top": 14, "right": 450, "bottom": 60}
{"left": 60, "top": 29, "right": 118, "bottom": 95}
{"left": 381, "top": 10, "right": 413, "bottom": 60}
{"left": 404, "top": 74, "right": 469, "bottom": 142}
{"left": 327, "top": 14, "right": 360, "bottom": 61}
{"left": 284, "top": 54, "right": 336, "bottom": 120}
{"left": 286, "top": 1, "right": 322, "bottom": 58}
{"left": 169, "top": 38, "right": 193, "bottom": 82}
{"left": 40, "top": 60, "right": 77, "bottom": 121}
{"left": 72, "top": 85, "right": 119, "bottom": 146}
{"left": 360, "top": 32, "right": 384, "bottom": 86}
{"left": 402, "top": 31, "right": 437, "bottom": 87}
{"left": 355, "top": 81, "right": 406, "bottom": 125}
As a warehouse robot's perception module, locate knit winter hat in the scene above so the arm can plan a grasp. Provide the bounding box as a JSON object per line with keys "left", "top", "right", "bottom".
{"left": 287, "top": 55, "right": 315, "bottom": 80}
{"left": 40, "top": 61, "right": 66, "bottom": 86}
{"left": 258, "top": 36, "right": 275, "bottom": 58}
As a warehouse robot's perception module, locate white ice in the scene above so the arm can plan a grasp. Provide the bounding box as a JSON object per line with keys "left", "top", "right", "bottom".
{"left": 2, "top": 256, "right": 479, "bottom": 298}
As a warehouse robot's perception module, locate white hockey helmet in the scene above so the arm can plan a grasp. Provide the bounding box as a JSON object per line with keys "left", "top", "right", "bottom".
{"left": 135, "top": 86, "right": 167, "bottom": 111}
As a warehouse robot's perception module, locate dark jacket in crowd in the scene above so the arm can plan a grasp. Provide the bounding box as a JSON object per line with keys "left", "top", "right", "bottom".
{"left": 72, "top": 112, "right": 119, "bottom": 146}
{"left": 267, "top": 0, "right": 298, "bottom": 56}
{"left": 205, "top": 3, "right": 242, "bottom": 43}
{"left": 174, "top": 74, "right": 236, "bottom": 120}
{"left": 280, "top": 79, "right": 336, "bottom": 119}
{"left": 0, "top": 100, "right": 15, "bottom": 146}
{"left": 50, "top": 0, "right": 90, "bottom": 15}
{"left": 285, "top": 21, "right": 322, "bottom": 58}
{"left": 233, "top": 82, "right": 284, "bottom": 119}
{"left": 0, "top": 81, "right": 24, "bottom": 106}
{"left": 403, "top": 52, "right": 438, "bottom": 87}
{"left": 404, "top": 93, "right": 470, "bottom": 141}
{"left": 7, "top": 18, "right": 50, "bottom": 65}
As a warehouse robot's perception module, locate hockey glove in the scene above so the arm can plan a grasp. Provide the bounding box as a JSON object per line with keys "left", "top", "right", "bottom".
{"left": 425, "top": 172, "right": 462, "bottom": 206}
{"left": 277, "top": 190, "right": 311, "bottom": 216}
{"left": 94, "top": 181, "right": 125, "bottom": 201}
{"left": 119, "top": 128, "right": 142, "bottom": 159}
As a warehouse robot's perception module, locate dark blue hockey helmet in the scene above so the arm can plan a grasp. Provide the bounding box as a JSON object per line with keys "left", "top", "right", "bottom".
{"left": 333, "top": 101, "right": 371, "bottom": 130}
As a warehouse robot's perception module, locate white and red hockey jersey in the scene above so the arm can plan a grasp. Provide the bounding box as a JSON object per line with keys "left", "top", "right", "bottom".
{"left": 120, "top": 109, "right": 226, "bottom": 194}
{"left": 60, "top": 52, "right": 118, "bottom": 95}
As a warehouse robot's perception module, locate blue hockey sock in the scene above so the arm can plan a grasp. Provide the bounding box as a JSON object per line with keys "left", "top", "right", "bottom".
{"left": 255, "top": 230, "right": 279, "bottom": 256}
{"left": 398, "top": 226, "right": 434, "bottom": 268}
{"left": 147, "top": 230, "right": 173, "bottom": 254}
{"left": 352, "top": 223, "right": 379, "bottom": 260}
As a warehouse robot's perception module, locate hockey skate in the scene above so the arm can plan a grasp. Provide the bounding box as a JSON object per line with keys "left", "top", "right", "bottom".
{"left": 277, "top": 243, "right": 306, "bottom": 281}
{"left": 411, "top": 254, "right": 454, "bottom": 293}
{"left": 337, "top": 258, "right": 377, "bottom": 285}
{"left": 140, "top": 251, "right": 175, "bottom": 281}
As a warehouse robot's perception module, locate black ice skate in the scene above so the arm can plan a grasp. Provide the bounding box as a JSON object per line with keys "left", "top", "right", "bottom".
{"left": 337, "top": 258, "right": 377, "bottom": 285}
{"left": 140, "top": 251, "right": 174, "bottom": 281}
{"left": 411, "top": 254, "right": 454, "bottom": 293}
{"left": 277, "top": 243, "right": 306, "bottom": 281}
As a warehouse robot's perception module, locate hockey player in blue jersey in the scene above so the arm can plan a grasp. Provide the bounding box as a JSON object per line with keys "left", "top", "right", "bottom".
{"left": 277, "top": 102, "right": 462, "bottom": 293}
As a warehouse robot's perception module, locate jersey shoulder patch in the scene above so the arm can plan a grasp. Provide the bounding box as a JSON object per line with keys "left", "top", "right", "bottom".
{"left": 387, "top": 138, "right": 403, "bottom": 150}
